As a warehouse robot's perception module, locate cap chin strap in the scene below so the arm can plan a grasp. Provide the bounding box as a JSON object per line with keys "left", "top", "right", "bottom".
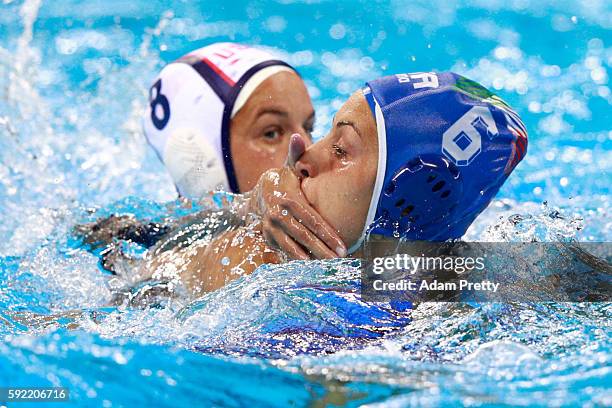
{"left": 347, "top": 99, "right": 387, "bottom": 254}
{"left": 230, "top": 65, "right": 294, "bottom": 118}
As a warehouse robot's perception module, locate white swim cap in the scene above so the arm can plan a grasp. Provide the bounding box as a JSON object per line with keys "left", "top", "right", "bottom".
{"left": 143, "top": 42, "right": 296, "bottom": 197}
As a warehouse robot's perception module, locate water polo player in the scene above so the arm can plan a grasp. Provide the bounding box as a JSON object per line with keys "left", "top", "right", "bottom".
{"left": 144, "top": 41, "right": 315, "bottom": 196}
{"left": 142, "top": 71, "right": 528, "bottom": 294}
{"left": 76, "top": 42, "right": 318, "bottom": 250}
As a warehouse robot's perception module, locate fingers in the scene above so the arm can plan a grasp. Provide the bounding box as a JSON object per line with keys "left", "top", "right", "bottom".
{"left": 263, "top": 200, "right": 343, "bottom": 259}
{"left": 274, "top": 214, "right": 338, "bottom": 259}
{"left": 283, "top": 199, "right": 347, "bottom": 257}
{"left": 262, "top": 218, "right": 310, "bottom": 260}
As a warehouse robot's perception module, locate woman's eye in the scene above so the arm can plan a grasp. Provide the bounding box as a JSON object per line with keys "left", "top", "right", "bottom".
{"left": 263, "top": 128, "right": 282, "bottom": 141}
{"left": 304, "top": 121, "right": 314, "bottom": 138}
{"left": 332, "top": 144, "right": 347, "bottom": 158}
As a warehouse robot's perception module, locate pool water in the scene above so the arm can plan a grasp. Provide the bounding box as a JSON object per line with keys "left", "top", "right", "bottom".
{"left": 0, "top": 0, "right": 610, "bottom": 406}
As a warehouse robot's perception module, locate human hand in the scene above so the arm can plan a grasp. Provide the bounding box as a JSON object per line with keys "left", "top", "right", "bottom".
{"left": 245, "top": 134, "right": 347, "bottom": 260}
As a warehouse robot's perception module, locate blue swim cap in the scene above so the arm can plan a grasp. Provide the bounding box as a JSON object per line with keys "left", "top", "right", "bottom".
{"left": 354, "top": 72, "right": 527, "bottom": 249}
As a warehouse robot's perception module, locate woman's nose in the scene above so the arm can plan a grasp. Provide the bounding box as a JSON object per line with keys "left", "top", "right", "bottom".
{"left": 295, "top": 134, "right": 330, "bottom": 179}
{"left": 295, "top": 141, "right": 321, "bottom": 179}
{"left": 295, "top": 158, "right": 314, "bottom": 179}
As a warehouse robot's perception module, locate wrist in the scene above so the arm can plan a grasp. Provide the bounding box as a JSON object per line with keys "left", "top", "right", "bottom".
{"left": 232, "top": 191, "right": 254, "bottom": 219}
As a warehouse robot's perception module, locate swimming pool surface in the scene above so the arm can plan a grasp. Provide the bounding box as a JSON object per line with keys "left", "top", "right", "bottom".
{"left": 0, "top": 0, "right": 610, "bottom": 406}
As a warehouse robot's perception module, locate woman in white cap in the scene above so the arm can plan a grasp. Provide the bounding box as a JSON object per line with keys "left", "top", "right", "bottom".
{"left": 144, "top": 42, "right": 315, "bottom": 195}
{"left": 77, "top": 42, "right": 332, "bottom": 254}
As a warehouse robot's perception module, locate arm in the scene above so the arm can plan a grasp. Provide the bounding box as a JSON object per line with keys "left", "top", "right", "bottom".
{"left": 74, "top": 193, "right": 244, "bottom": 251}
{"left": 144, "top": 223, "right": 282, "bottom": 295}
{"left": 74, "top": 214, "right": 169, "bottom": 249}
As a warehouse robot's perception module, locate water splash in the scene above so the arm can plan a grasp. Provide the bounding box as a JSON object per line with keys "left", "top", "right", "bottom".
{"left": 0, "top": 0, "right": 610, "bottom": 406}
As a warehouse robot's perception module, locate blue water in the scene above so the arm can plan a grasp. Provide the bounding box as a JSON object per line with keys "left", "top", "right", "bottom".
{"left": 0, "top": 0, "right": 610, "bottom": 406}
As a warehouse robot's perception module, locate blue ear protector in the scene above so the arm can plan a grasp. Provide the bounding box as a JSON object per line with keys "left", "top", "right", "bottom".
{"left": 377, "top": 154, "right": 464, "bottom": 240}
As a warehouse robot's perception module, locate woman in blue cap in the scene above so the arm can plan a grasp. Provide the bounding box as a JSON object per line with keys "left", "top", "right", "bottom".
{"left": 141, "top": 71, "right": 528, "bottom": 294}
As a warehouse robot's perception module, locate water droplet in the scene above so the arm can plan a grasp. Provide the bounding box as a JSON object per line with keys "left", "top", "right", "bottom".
{"left": 221, "top": 257, "right": 230, "bottom": 266}
{"left": 329, "top": 23, "right": 346, "bottom": 40}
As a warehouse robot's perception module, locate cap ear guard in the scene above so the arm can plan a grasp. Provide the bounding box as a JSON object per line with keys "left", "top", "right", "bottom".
{"left": 372, "top": 155, "right": 463, "bottom": 240}
{"left": 163, "top": 127, "right": 227, "bottom": 196}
